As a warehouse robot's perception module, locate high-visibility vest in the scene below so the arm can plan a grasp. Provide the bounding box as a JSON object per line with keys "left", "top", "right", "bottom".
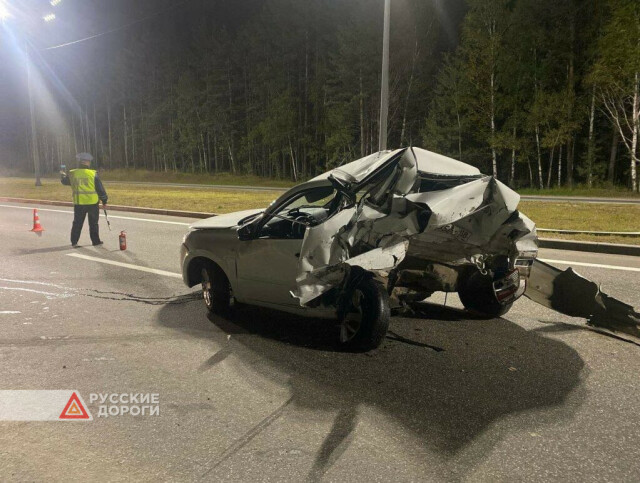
{"left": 69, "top": 169, "right": 99, "bottom": 205}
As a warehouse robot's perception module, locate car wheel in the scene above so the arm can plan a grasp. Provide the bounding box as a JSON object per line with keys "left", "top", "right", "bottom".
{"left": 339, "top": 277, "right": 390, "bottom": 351}
{"left": 458, "top": 270, "right": 512, "bottom": 318}
{"left": 201, "top": 263, "right": 232, "bottom": 316}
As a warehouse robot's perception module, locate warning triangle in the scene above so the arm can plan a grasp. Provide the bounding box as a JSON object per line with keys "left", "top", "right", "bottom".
{"left": 59, "top": 392, "right": 91, "bottom": 420}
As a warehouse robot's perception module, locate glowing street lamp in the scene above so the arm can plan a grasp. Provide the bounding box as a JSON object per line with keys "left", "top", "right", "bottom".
{"left": 50, "top": 0, "right": 63, "bottom": 6}
{"left": 43, "top": 13, "right": 55, "bottom": 22}
{"left": 0, "top": 1, "right": 11, "bottom": 22}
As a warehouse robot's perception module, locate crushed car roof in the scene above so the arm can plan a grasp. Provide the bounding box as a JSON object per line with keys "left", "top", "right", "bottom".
{"left": 311, "top": 147, "right": 481, "bottom": 185}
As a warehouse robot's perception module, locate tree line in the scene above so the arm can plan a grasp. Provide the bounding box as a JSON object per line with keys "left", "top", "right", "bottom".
{"left": 19, "top": 0, "right": 640, "bottom": 190}
{"left": 425, "top": 0, "right": 639, "bottom": 191}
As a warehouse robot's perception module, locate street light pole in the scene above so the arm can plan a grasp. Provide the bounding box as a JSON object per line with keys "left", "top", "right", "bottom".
{"left": 25, "top": 43, "right": 42, "bottom": 186}
{"left": 378, "top": 0, "right": 390, "bottom": 152}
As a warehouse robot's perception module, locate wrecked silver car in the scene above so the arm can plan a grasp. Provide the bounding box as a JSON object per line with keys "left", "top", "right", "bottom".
{"left": 181, "top": 147, "right": 639, "bottom": 350}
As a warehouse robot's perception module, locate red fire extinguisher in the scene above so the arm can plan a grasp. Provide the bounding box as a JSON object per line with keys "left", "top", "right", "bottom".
{"left": 119, "top": 231, "right": 127, "bottom": 251}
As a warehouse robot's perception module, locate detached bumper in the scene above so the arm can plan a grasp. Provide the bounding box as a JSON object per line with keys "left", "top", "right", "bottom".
{"left": 526, "top": 259, "right": 640, "bottom": 340}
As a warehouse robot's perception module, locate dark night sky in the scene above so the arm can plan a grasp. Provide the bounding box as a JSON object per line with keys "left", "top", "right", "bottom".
{"left": 1, "top": 0, "right": 466, "bottom": 165}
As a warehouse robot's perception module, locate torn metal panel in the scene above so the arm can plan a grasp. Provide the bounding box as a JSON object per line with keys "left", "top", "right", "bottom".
{"left": 294, "top": 151, "right": 423, "bottom": 305}
{"left": 322, "top": 150, "right": 402, "bottom": 185}
{"left": 407, "top": 177, "right": 518, "bottom": 235}
{"left": 343, "top": 238, "right": 409, "bottom": 270}
{"left": 410, "top": 147, "right": 481, "bottom": 176}
{"left": 297, "top": 208, "right": 356, "bottom": 274}
{"left": 404, "top": 179, "right": 534, "bottom": 265}
{"left": 293, "top": 208, "right": 357, "bottom": 305}
{"left": 394, "top": 263, "right": 460, "bottom": 293}
{"left": 526, "top": 259, "right": 640, "bottom": 340}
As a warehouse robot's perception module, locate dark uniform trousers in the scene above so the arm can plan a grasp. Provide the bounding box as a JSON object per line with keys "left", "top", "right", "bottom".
{"left": 71, "top": 203, "right": 100, "bottom": 245}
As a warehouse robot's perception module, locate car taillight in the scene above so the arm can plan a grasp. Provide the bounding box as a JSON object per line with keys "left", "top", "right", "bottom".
{"left": 514, "top": 257, "right": 534, "bottom": 278}
{"left": 493, "top": 269, "right": 525, "bottom": 304}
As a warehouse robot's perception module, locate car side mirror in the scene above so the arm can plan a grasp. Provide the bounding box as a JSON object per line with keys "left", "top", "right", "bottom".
{"left": 237, "top": 222, "right": 254, "bottom": 241}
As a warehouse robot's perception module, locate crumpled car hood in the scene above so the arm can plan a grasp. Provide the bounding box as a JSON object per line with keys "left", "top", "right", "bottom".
{"left": 190, "top": 209, "right": 263, "bottom": 230}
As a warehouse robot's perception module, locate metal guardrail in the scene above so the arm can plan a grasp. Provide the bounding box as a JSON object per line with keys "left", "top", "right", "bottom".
{"left": 538, "top": 228, "right": 640, "bottom": 236}
{"left": 538, "top": 238, "right": 640, "bottom": 256}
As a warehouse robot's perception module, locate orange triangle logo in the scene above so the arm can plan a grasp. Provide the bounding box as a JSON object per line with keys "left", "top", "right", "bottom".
{"left": 59, "top": 392, "right": 91, "bottom": 420}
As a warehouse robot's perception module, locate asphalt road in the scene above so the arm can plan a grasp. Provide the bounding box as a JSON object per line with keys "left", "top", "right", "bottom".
{"left": 1, "top": 201, "right": 640, "bottom": 482}
{"left": 108, "top": 180, "right": 640, "bottom": 205}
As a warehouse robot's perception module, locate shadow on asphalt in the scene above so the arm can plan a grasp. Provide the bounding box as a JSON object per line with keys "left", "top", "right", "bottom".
{"left": 13, "top": 245, "right": 76, "bottom": 256}
{"left": 14, "top": 244, "right": 122, "bottom": 256}
{"left": 155, "top": 299, "right": 585, "bottom": 480}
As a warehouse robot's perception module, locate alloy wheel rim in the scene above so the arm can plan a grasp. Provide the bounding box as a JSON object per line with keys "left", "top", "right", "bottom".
{"left": 340, "top": 289, "right": 364, "bottom": 343}
{"left": 201, "top": 269, "right": 212, "bottom": 307}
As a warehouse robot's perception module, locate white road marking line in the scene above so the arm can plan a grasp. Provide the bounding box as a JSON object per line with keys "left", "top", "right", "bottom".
{"left": 101, "top": 214, "right": 190, "bottom": 226}
{"left": 66, "top": 253, "right": 182, "bottom": 278}
{"left": 1, "top": 203, "right": 191, "bottom": 225}
{"left": 0, "top": 204, "right": 73, "bottom": 215}
{"left": 0, "top": 204, "right": 190, "bottom": 226}
{"left": 0, "top": 278, "right": 69, "bottom": 289}
{"left": 539, "top": 258, "right": 640, "bottom": 272}
{"left": 0, "top": 287, "right": 73, "bottom": 298}
{"left": 0, "top": 311, "right": 21, "bottom": 314}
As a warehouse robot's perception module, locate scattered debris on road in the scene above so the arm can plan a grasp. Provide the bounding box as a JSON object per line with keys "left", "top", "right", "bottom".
{"left": 526, "top": 259, "right": 640, "bottom": 342}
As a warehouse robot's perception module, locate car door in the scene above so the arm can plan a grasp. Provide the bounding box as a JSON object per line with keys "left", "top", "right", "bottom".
{"left": 235, "top": 184, "right": 340, "bottom": 308}
{"left": 235, "top": 237, "right": 303, "bottom": 307}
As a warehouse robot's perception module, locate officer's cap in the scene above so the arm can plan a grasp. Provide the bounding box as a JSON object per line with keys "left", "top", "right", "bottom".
{"left": 76, "top": 152, "right": 94, "bottom": 163}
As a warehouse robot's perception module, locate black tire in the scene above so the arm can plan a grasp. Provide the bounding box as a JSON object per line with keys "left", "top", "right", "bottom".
{"left": 339, "top": 278, "right": 390, "bottom": 351}
{"left": 201, "top": 263, "right": 232, "bottom": 316}
{"left": 458, "top": 270, "right": 512, "bottom": 318}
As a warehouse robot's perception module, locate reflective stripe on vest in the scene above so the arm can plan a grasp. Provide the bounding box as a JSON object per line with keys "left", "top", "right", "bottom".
{"left": 69, "top": 169, "right": 99, "bottom": 205}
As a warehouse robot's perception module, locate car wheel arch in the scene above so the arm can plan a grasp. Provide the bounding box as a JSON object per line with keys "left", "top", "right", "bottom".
{"left": 186, "top": 257, "right": 231, "bottom": 289}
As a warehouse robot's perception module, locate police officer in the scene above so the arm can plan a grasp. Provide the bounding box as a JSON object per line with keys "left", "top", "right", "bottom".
{"left": 61, "top": 152, "right": 108, "bottom": 247}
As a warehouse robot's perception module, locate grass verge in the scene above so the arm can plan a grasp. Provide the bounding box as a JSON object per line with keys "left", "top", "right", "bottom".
{"left": 518, "top": 201, "right": 640, "bottom": 246}
{"left": 1, "top": 178, "right": 638, "bottom": 245}
{"left": 518, "top": 186, "right": 640, "bottom": 199}
{"left": 100, "top": 169, "right": 298, "bottom": 187}
{"left": 0, "top": 178, "right": 278, "bottom": 214}
{"left": 537, "top": 232, "right": 640, "bottom": 246}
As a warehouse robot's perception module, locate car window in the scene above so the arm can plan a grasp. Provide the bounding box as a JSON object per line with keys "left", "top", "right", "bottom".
{"left": 273, "top": 186, "right": 337, "bottom": 216}
{"left": 353, "top": 163, "right": 397, "bottom": 204}
{"left": 258, "top": 186, "right": 341, "bottom": 239}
